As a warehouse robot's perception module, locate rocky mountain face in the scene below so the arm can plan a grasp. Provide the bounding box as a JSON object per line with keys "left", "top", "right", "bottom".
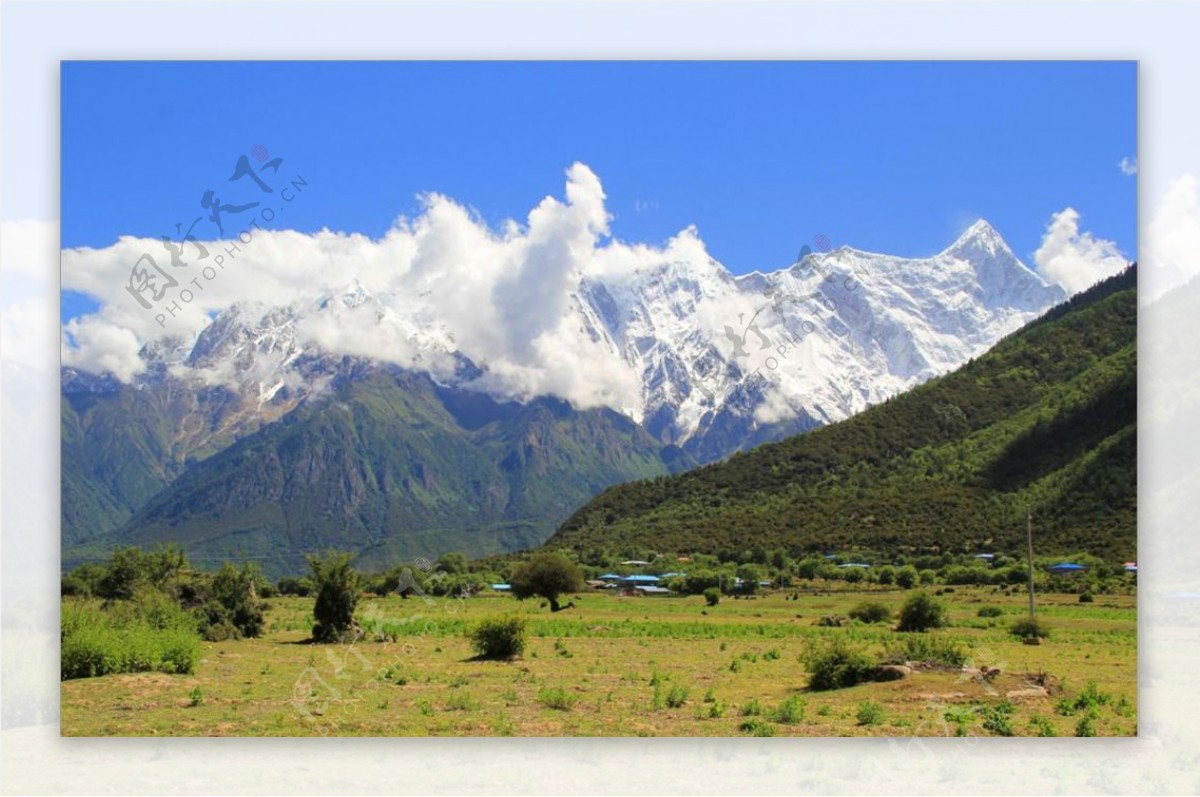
{"left": 62, "top": 219, "right": 1066, "bottom": 570}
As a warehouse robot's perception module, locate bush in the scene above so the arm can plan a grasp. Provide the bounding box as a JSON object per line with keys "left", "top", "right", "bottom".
{"left": 703, "top": 587, "right": 721, "bottom": 607}
{"left": 195, "top": 562, "right": 265, "bottom": 640}
{"left": 61, "top": 597, "right": 200, "bottom": 680}
{"left": 1075, "top": 711, "right": 1098, "bottom": 737}
{"left": 1009, "top": 615, "right": 1051, "bottom": 640}
{"left": 773, "top": 695, "right": 807, "bottom": 724}
{"left": 665, "top": 684, "right": 689, "bottom": 708}
{"left": 738, "top": 718, "right": 776, "bottom": 736}
{"left": 897, "top": 592, "right": 947, "bottom": 632}
{"left": 469, "top": 617, "right": 526, "bottom": 660}
{"left": 883, "top": 635, "right": 968, "bottom": 668}
{"left": 894, "top": 566, "right": 919, "bottom": 589}
{"left": 849, "top": 601, "right": 892, "bottom": 624}
{"left": 856, "top": 701, "right": 885, "bottom": 726}
{"left": 307, "top": 551, "right": 359, "bottom": 643}
{"left": 979, "top": 701, "right": 1015, "bottom": 736}
{"left": 1079, "top": 592, "right": 1095, "bottom": 603}
{"left": 277, "top": 576, "right": 314, "bottom": 597}
{"left": 802, "top": 638, "right": 877, "bottom": 691}
{"left": 976, "top": 606, "right": 1004, "bottom": 618}
{"left": 537, "top": 686, "right": 578, "bottom": 711}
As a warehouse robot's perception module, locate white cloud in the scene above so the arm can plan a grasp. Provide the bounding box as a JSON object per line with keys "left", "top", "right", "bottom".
{"left": 1033, "top": 208, "right": 1129, "bottom": 295}
{"left": 1119, "top": 156, "right": 1138, "bottom": 176}
{"left": 55, "top": 163, "right": 722, "bottom": 416}
{"left": 61, "top": 315, "right": 146, "bottom": 382}
{"left": 1144, "top": 174, "right": 1200, "bottom": 301}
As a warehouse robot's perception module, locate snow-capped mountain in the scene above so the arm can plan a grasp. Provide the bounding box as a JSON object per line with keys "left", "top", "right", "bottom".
{"left": 102, "top": 218, "right": 1065, "bottom": 464}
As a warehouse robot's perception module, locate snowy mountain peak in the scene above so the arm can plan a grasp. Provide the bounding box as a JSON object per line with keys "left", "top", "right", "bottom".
{"left": 943, "top": 218, "right": 1011, "bottom": 259}
{"left": 109, "top": 219, "right": 1069, "bottom": 465}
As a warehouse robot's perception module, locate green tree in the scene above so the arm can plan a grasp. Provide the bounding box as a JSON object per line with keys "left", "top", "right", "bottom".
{"left": 307, "top": 550, "right": 359, "bottom": 643}
{"left": 894, "top": 565, "right": 919, "bottom": 590}
{"left": 436, "top": 551, "right": 469, "bottom": 575}
{"left": 897, "top": 591, "right": 947, "bottom": 632}
{"left": 509, "top": 552, "right": 584, "bottom": 612}
{"left": 201, "top": 562, "right": 265, "bottom": 639}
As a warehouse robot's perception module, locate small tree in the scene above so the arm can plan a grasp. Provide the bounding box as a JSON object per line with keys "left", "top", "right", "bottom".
{"left": 897, "top": 591, "right": 947, "bottom": 632}
{"left": 202, "top": 562, "right": 266, "bottom": 640}
{"left": 509, "top": 552, "right": 583, "bottom": 612}
{"left": 894, "top": 565, "right": 919, "bottom": 590}
{"left": 307, "top": 550, "right": 359, "bottom": 643}
{"left": 703, "top": 587, "right": 721, "bottom": 607}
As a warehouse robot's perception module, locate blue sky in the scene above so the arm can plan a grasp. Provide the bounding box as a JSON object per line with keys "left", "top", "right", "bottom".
{"left": 61, "top": 60, "right": 1136, "bottom": 321}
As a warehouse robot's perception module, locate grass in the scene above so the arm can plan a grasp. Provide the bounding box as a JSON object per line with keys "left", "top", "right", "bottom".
{"left": 61, "top": 598, "right": 200, "bottom": 680}
{"left": 59, "top": 586, "right": 1136, "bottom": 737}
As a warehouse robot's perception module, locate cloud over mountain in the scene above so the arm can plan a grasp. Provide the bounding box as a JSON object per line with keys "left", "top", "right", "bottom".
{"left": 59, "top": 163, "right": 707, "bottom": 414}
{"left": 1034, "top": 207, "right": 1130, "bottom": 294}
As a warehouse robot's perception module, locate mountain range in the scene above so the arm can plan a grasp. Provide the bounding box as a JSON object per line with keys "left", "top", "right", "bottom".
{"left": 549, "top": 266, "right": 1136, "bottom": 561}
{"left": 62, "top": 220, "right": 1070, "bottom": 574}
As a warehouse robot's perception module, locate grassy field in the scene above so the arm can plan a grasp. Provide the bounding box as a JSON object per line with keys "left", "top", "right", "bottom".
{"left": 60, "top": 585, "right": 1135, "bottom": 737}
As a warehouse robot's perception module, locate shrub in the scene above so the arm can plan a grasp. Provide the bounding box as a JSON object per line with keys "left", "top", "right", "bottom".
{"left": 856, "top": 701, "right": 884, "bottom": 726}
{"left": 537, "top": 686, "right": 578, "bottom": 711}
{"left": 1075, "top": 711, "right": 1098, "bottom": 737}
{"left": 665, "top": 684, "right": 689, "bottom": 708}
{"left": 195, "top": 562, "right": 265, "bottom": 640}
{"left": 277, "top": 576, "right": 314, "bottom": 597}
{"left": 883, "top": 635, "right": 968, "bottom": 668}
{"left": 897, "top": 592, "right": 947, "bottom": 632}
{"left": 894, "top": 565, "right": 919, "bottom": 589}
{"left": 95, "top": 545, "right": 187, "bottom": 601}
{"left": 849, "top": 601, "right": 892, "bottom": 624}
{"left": 976, "top": 606, "right": 1004, "bottom": 618}
{"left": 739, "top": 698, "right": 764, "bottom": 716}
{"left": 703, "top": 587, "right": 721, "bottom": 607}
{"left": 802, "top": 638, "right": 877, "bottom": 691}
{"left": 1009, "top": 615, "right": 1051, "bottom": 641}
{"left": 1056, "top": 680, "right": 1112, "bottom": 716}
{"left": 773, "top": 695, "right": 807, "bottom": 724}
{"left": 307, "top": 551, "right": 359, "bottom": 643}
{"left": 61, "top": 597, "right": 200, "bottom": 680}
{"left": 738, "top": 718, "right": 776, "bottom": 736}
{"left": 1028, "top": 715, "right": 1057, "bottom": 737}
{"left": 61, "top": 563, "right": 106, "bottom": 598}
{"left": 979, "top": 701, "right": 1015, "bottom": 736}
{"left": 1079, "top": 592, "right": 1095, "bottom": 603}
{"left": 469, "top": 617, "right": 526, "bottom": 659}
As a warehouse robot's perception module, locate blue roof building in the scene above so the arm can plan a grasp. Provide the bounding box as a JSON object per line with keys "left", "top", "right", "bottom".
{"left": 1047, "top": 562, "right": 1087, "bottom": 574}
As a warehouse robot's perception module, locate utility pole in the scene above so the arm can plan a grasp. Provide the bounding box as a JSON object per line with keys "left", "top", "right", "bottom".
{"left": 1026, "top": 506, "right": 1036, "bottom": 619}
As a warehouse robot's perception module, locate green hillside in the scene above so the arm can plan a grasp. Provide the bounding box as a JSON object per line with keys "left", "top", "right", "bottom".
{"left": 68, "top": 369, "right": 679, "bottom": 575}
{"left": 61, "top": 386, "right": 179, "bottom": 545}
{"left": 547, "top": 266, "right": 1137, "bottom": 561}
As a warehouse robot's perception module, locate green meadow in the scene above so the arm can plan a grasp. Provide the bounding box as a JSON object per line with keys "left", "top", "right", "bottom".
{"left": 60, "top": 585, "right": 1135, "bottom": 737}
